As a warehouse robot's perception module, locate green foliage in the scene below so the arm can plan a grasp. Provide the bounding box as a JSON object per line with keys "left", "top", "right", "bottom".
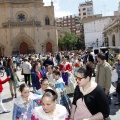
{"left": 58, "top": 32, "right": 78, "bottom": 51}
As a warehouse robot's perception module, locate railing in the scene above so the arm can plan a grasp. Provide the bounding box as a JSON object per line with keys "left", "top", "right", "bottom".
{"left": 2, "top": 20, "right": 41, "bottom": 27}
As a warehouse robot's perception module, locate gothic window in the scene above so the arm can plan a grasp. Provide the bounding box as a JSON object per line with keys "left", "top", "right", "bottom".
{"left": 45, "top": 16, "right": 50, "bottom": 25}
{"left": 17, "top": 13, "right": 26, "bottom": 22}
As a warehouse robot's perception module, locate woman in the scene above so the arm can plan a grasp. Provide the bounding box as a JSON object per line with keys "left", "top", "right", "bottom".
{"left": 31, "top": 62, "right": 43, "bottom": 91}
{"left": 6, "top": 58, "right": 17, "bottom": 98}
{"left": 12, "top": 84, "right": 34, "bottom": 120}
{"left": 0, "top": 76, "right": 10, "bottom": 114}
{"left": 31, "top": 89, "right": 69, "bottom": 120}
{"left": 70, "top": 63, "right": 110, "bottom": 120}
{"left": 59, "top": 56, "right": 77, "bottom": 94}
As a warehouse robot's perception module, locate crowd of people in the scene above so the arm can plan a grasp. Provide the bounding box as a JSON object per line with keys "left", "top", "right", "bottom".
{"left": 0, "top": 50, "right": 119, "bottom": 120}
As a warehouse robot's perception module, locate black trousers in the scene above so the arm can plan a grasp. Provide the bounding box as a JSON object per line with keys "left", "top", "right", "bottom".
{"left": 24, "top": 74, "right": 30, "bottom": 86}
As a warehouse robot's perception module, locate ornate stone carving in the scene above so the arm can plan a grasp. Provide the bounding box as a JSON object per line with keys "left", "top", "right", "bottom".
{"left": 2, "top": 20, "right": 41, "bottom": 27}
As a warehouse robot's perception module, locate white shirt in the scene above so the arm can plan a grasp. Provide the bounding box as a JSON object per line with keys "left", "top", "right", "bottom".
{"left": 46, "top": 72, "right": 55, "bottom": 85}
{"left": 22, "top": 61, "right": 31, "bottom": 74}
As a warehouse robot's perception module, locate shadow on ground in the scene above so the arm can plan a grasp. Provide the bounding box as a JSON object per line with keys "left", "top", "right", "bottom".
{"left": 2, "top": 97, "right": 13, "bottom": 103}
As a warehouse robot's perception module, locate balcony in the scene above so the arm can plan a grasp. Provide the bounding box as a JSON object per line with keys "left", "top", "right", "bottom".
{"left": 2, "top": 20, "right": 41, "bottom": 27}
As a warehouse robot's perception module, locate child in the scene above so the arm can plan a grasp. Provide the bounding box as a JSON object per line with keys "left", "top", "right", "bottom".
{"left": 36, "top": 78, "right": 52, "bottom": 95}
{"left": 46, "top": 65, "right": 55, "bottom": 86}
{"left": 12, "top": 84, "right": 34, "bottom": 120}
{"left": 53, "top": 70, "right": 71, "bottom": 115}
{"left": 0, "top": 76, "right": 10, "bottom": 114}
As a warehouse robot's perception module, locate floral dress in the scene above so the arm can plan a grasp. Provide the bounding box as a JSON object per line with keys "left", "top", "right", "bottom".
{"left": 12, "top": 95, "right": 34, "bottom": 120}
{"left": 12, "top": 93, "right": 42, "bottom": 120}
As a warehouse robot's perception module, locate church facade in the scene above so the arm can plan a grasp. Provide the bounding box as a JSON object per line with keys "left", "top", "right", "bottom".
{"left": 0, "top": 0, "right": 58, "bottom": 56}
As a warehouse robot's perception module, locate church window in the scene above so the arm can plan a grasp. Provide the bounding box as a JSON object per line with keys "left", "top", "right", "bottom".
{"left": 45, "top": 16, "right": 50, "bottom": 25}
{"left": 18, "top": 13, "right": 26, "bottom": 22}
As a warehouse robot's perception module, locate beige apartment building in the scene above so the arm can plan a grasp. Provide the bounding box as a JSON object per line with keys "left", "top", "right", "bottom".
{"left": 78, "top": 0, "right": 94, "bottom": 20}
{"left": 0, "top": 0, "right": 58, "bottom": 56}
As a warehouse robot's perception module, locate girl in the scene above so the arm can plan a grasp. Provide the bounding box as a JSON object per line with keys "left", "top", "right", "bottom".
{"left": 31, "top": 89, "right": 69, "bottom": 120}
{"left": 12, "top": 84, "right": 34, "bottom": 120}
{"left": 53, "top": 70, "right": 71, "bottom": 115}
{"left": 37, "top": 78, "right": 52, "bottom": 95}
{"left": 46, "top": 65, "right": 55, "bottom": 86}
{"left": 31, "top": 62, "right": 42, "bottom": 91}
{"left": 0, "top": 76, "right": 10, "bottom": 114}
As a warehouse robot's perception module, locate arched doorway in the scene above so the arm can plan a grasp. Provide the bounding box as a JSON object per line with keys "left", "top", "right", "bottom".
{"left": 112, "top": 35, "right": 115, "bottom": 46}
{"left": 46, "top": 42, "right": 52, "bottom": 52}
{"left": 19, "top": 42, "right": 28, "bottom": 54}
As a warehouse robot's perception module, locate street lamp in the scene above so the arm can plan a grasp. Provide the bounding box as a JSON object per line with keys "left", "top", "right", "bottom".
{"left": 96, "top": 38, "right": 98, "bottom": 47}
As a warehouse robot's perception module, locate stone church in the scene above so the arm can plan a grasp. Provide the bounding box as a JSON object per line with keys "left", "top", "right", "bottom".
{"left": 0, "top": 0, "right": 58, "bottom": 56}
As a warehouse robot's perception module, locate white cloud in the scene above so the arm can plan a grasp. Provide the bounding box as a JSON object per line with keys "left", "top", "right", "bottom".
{"left": 55, "top": 11, "right": 72, "bottom": 18}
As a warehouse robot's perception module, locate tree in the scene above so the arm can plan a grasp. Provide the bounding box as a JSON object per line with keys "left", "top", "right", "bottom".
{"left": 58, "top": 32, "right": 78, "bottom": 51}
{"left": 76, "top": 37, "right": 85, "bottom": 50}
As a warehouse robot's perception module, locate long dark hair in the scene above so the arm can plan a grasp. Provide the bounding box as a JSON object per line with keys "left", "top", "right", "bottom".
{"left": 7, "top": 58, "right": 12, "bottom": 68}
{"left": 31, "top": 62, "right": 39, "bottom": 71}
{"left": 19, "top": 83, "right": 28, "bottom": 93}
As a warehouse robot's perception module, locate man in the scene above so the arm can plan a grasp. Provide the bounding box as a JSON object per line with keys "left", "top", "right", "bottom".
{"left": 43, "top": 55, "right": 54, "bottom": 66}
{"left": 95, "top": 53, "right": 112, "bottom": 98}
{"left": 84, "top": 51, "right": 94, "bottom": 64}
{"left": 21, "top": 58, "right": 32, "bottom": 86}
{"left": 56, "top": 52, "right": 61, "bottom": 66}
{"left": 84, "top": 51, "right": 95, "bottom": 76}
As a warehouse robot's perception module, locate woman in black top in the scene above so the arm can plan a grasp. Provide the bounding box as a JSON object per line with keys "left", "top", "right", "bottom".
{"left": 70, "top": 63, "right": 109, "bottom": 120}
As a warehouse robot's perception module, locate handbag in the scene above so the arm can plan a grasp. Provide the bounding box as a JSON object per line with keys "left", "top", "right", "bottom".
{"left": 13, "top": 73, "right": 19, "bottom": 87}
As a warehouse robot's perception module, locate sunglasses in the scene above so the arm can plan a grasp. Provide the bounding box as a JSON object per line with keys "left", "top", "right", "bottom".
{"left": 76, "top": 77, "right": 85, "bottom": 81}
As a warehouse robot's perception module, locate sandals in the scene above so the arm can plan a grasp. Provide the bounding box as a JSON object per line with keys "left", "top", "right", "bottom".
{"left": 0, "top": 110, "right": 10, "bottom": 114}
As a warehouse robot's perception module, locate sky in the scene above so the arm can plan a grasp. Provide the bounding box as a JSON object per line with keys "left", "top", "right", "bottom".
{"left": 43, "top": 0, "right": 120, "bottom": 18}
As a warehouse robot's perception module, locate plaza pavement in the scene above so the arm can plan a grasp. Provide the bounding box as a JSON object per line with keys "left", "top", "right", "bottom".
{"left": 0, "top": 70, "right": 120, "bottom": 120}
